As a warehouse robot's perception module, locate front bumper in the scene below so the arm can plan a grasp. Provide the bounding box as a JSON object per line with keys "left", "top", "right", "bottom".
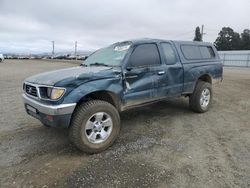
{"left": 22, "top": 94, "right": 76, "bottom": 128}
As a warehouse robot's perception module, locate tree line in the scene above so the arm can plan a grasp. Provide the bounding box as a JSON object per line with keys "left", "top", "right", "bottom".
{"left": 194, "top": 26, "right": 250, "bottom": 50}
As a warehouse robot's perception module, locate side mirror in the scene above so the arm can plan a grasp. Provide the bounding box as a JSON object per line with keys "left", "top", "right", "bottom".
{"left": 126, "top": 66, "right": 133, "bottom": 71}
{"left": 126, "top": 62, "right": 133, "bottom": 71}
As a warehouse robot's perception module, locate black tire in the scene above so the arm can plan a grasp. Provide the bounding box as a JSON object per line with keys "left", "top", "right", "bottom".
{"left": 189, "top": 81, "right": 212, "bottom": 113}
{"left": 0, "top": 59, "right": 2, "bottom": 63}
{"left": 69, "top": 100, "right": 120, "bottom": 153}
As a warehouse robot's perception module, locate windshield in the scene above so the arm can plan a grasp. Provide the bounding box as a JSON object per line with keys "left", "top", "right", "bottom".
{"left": 83, "top": 42, "right": 131, "bottom": 67}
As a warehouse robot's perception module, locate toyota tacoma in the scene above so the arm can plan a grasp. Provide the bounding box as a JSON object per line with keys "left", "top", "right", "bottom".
{"left": 23, "top": 39, "right": 223, "bottom": 153}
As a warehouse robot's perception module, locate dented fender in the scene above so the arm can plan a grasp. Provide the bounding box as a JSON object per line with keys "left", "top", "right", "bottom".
{"left": 62, "top": 75, "right": 124, "bottom": 105}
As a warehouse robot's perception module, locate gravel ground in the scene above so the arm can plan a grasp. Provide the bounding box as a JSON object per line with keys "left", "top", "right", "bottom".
{"left": 0, "top": 60, "right": 250, "bottom": 188}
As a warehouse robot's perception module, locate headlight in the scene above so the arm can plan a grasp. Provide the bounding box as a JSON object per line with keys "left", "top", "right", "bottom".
{"left": 50, "top": 88, "right": 65, "bottom": 100}
{"left": 39, "top": 87, "right": 66, "bottom": 100}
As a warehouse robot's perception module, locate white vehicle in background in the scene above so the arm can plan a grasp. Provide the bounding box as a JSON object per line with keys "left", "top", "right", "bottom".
{"left": 0, "top": 54, "right": 4, "bottom": 62}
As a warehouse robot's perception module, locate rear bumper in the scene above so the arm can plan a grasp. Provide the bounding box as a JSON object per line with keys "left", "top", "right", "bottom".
{"left": 22, "top": 94, "right": 76, "bottom": 128}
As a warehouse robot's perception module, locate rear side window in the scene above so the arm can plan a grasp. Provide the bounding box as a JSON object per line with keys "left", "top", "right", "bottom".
{"left": 129, "top": 44, "right": 160, "bottom": 67}
{"left": 181, "top": 45, "right": 201, "bottom": 60}
{"left": 207, "top": 47, "right": 215, "bottom": 58}
{"left": 200, "top": 46, "right": 215, "bottom": 59}
{"left": 161, "top": 43, "right": 178, "bottom": 64}
{"left": 181, "top": 45, "right": 215, "bottom": 60}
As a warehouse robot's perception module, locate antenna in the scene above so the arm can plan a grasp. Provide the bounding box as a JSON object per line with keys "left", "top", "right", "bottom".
{"left": 201, "top": 25, "right": 206, "bottom": 41}
{"left": 52, "top": 41, "right": 55, "bottom": 59}
{"left": 75, "top": 41, "right": 77, "bottom": 60}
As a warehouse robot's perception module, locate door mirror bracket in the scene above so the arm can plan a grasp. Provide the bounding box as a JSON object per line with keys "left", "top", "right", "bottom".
{"left": 126, "top": 66, "right": 133, "bottom": 71}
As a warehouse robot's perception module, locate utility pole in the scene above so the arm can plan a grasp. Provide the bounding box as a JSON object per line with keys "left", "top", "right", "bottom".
{"left": 74, "top": 41, "right": 77, "bottom": 60}
{"left": 201, "top": 25, "right": 205, "bottom": 41}
{"left": 52, "top": 41, "right": 55, "bottom": 59}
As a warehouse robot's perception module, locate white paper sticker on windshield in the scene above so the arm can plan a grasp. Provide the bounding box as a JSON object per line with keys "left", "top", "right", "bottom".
{"left": 114, "top": 45, "right": 130, "bottom": 51}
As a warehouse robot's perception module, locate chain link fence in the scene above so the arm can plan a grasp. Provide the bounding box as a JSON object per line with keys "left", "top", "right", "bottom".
{"left": 218, "top": 51, "right": 250, "bottom": 67}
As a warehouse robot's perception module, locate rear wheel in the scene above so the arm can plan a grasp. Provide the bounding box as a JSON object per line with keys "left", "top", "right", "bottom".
{"left": 189, "top": 81, "right": 212, "bottom": 113}
{"left": 69, "top": 100, "right": 120, "bottom": 153}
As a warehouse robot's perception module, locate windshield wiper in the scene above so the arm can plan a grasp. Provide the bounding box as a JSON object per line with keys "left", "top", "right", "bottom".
{"left": 80, "top": 63, "right": 87, "bottom": 67}
{"left": 89, "top": 62, "right": 110, "bottom": 67}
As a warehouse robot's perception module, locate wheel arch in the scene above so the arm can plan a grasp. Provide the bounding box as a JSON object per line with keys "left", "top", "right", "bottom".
{"left": 187, "top": 73, "right": 213, "bottom": 95}
{"left": 197, "top": 74, "right": 212, "bottom": 84}
{"left": 77, "top": 90, "right": 122, "bottom": 111}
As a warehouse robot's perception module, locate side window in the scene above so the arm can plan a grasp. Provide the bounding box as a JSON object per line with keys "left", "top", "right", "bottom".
{"left": 200, "top": 46, "right": 215, "bottom": 59}
{"left": 205, "top": 46, "right": 215, "bottom": 58}
{"left": 200, "top": 46, "right": 211, "bottom": 58}
{"left": 129, "top": 44, "right": 160, "bottom": 67}
{"left": 181, "top": 45, "right": 202, "bottom": 60}
{"left": 161, "top": 43, "right": 178, "bottom": 64}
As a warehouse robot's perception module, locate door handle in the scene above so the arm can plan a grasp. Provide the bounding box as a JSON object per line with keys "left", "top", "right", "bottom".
{"left": 158, "top": 71, "right": 165, "bottom": 75}
{"left": 125, "top": 75, "right": 138, "bottom": 79}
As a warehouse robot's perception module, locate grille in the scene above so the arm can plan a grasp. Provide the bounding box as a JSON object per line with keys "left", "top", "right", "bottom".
{"left": 25, "top": 84, "right": 38, "bottom": 97}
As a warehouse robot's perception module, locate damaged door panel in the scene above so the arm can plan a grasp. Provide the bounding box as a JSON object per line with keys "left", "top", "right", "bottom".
{"left": 123, "top": 67, "right": 155, "bottom": 107}
{"left": 122, "top": 43, "right": 161, "bottom": 107}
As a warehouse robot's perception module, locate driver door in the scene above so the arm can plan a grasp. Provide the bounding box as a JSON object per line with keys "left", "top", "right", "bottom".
{"left": 123, "top": 43, "right": 162, "bottom": 107}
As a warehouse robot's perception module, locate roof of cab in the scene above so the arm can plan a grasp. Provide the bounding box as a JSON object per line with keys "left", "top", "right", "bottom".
{"left": 128, "top": 38, "right": 166, "bottom": 45}
{"left": 125, "top": 38, "right": 213, "bottom": 46}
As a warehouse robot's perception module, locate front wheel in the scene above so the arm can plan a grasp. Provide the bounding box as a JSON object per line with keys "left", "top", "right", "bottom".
{"left": 69, "top": 100, "right": 120, "bottom": 153}
{"left": 189, "top": 81, "right": 212, "bottom": 113}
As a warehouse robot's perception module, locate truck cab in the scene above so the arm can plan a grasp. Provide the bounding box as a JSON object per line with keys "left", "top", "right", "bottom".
{"left": 23, "top": 39, "right": 223, "bottom": 153}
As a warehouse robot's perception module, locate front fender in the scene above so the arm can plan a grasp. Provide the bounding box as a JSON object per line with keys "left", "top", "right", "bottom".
{"left": 62, "top": 78, "right": 123, "bottom": 104}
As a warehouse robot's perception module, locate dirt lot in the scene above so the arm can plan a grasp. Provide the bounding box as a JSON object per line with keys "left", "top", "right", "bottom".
{"left": 0, "top": 60, "right": 250, "bottom": 188}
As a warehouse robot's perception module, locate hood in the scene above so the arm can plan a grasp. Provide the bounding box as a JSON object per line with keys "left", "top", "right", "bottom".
{"left": 25, "top": 66, "right": 120, "bottom": 86}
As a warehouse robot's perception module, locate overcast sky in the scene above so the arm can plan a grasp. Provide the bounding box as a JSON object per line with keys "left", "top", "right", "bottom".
{"left": 0, "top": 0, "right": 249, "bottom": 54}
